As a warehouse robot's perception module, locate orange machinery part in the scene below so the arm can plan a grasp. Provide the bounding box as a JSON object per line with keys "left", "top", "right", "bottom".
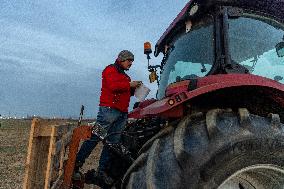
{"left": 62, "top": 125, "right": 92, "bottom": 189}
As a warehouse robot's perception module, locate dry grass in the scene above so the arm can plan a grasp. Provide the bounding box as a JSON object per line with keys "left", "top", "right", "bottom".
{"left": 0, "top": 119, "right": 102, "bottom": 189}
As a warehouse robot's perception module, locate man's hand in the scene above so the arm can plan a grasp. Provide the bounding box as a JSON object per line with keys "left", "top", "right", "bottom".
{"left": 130, "top": 81, "right": 142, "bottom": 88}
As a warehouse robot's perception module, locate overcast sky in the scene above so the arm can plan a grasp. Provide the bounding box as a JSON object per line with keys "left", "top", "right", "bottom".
{"left": 0, "top": 0, "right": 188, "bottom": 118}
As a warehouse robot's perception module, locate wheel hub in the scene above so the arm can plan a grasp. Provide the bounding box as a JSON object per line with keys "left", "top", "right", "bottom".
{"left": 218, "top": 164, "right": 284, "bottom": 189}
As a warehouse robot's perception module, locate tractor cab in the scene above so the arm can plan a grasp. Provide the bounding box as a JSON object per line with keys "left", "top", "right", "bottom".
{"left": 145, "top": 1, "right": 284, "bottom": 99}
{"left": 131, "top": 0, "right": 284, "bottom": 119}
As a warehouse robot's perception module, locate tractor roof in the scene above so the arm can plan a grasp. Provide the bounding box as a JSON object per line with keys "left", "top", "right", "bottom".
{"left": 154, "top": 0, "right": 284, "bottom": 57}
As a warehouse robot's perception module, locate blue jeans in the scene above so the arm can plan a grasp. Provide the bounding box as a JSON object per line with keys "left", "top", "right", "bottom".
{"left": 76, "top": 106, "right": 127, "bottom": 172}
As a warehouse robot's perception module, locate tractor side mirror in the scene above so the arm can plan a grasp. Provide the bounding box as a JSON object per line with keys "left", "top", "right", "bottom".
{"left": 276, "top": 42, "right": 284, "bottom": 57}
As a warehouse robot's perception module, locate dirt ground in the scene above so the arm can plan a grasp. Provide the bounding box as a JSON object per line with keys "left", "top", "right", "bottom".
{"left": 0, "top": 119, "right": 102, "bottom": 189}
{"left": 0, "top": 119, "right": 30, "bottom": 189}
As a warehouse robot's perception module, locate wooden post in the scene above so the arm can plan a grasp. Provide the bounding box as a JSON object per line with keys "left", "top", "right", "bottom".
{"left": 23, "top": 118, "right": 73, "bottom": 189}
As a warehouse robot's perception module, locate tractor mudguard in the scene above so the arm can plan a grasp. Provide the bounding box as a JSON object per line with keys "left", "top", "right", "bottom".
{"left": 128, "top": 74, "right": 284, "bottom": 119}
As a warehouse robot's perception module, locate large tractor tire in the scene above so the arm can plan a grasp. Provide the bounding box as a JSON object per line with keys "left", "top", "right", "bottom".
{"left": 122, "top": 108, "right": 284, "bottom": 189}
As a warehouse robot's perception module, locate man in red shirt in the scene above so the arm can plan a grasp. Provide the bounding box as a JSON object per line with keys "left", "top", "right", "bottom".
{"left": 75, "top": 50, "right": 141, "bottom": 185}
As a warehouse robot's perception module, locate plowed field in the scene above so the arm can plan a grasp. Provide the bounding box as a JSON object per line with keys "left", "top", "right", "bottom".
{"left": 0, "top": 119, "right": 101, "bottom": 189}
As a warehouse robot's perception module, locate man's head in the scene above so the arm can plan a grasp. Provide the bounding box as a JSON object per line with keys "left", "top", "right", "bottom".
{"left": 117, "top": 50, "right": 134, "bottom": 70}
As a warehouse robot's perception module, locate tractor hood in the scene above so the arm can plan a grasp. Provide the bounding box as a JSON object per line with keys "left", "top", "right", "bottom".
{"left": 128, "top": 74, "right": 284, "bottom": 119}
{"left": 155, "top": 0, "right": 284, "bottom": 57}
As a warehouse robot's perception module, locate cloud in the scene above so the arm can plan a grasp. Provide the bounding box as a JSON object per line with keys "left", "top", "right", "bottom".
{"left": 0, "top": 18, "right": 108, "bottom": 71}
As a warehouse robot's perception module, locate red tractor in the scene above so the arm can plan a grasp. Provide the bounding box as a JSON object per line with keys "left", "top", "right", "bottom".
{"left": 64, "top": 0, "right": 284, "bottom": 188}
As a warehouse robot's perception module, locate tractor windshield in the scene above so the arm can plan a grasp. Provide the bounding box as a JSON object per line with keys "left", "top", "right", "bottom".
{"left": 228, "top": 14, "right": 284, "bottom": 83}
{"left": 157, "top": 16, "right": 214, "bottom": 99}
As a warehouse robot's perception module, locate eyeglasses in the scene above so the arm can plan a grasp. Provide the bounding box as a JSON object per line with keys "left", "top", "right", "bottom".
{"left": 127, "top": 59, "right": 134, "bottom": 62}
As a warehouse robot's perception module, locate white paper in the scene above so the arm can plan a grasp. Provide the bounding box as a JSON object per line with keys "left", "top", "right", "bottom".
{"left": 134, "top": 84, "right": 151, "bottom": 101}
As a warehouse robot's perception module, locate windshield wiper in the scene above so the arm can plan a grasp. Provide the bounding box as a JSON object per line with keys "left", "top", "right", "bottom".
{"left": 249, "top": 55, "right": 258, "bottom": 72}
{"left": 224, "top": 59, "right": 249, "bottom": 74}
{"left": 201, "top": 63, "right": 207, "bottom": 73}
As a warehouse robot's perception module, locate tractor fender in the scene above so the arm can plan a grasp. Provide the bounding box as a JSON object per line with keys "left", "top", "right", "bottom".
{"left": 129, "top": 74, "right": 284, "bottom": 119}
